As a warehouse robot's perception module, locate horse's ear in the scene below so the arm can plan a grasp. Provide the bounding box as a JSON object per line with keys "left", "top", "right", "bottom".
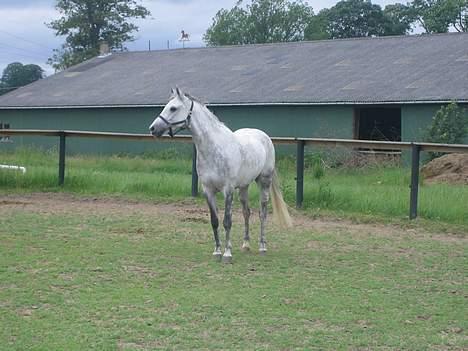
{"left": 175, "top": 86, "right": 183, "bottom": 97}
{"left": 171, "top": 87, "right": 175, "bottom": 95}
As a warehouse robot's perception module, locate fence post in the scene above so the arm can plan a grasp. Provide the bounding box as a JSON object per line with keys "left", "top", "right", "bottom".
{"left": 409, "top": 143, "right": 421, "bottom": 219}
{"left": 296, "top": 140, "right": 305, "bottom": 209}
{"left": 191, "top": 144, "right": 199, "bottom": 197}
{"left": 58, "top": 131, "right": 66, "bottom": 186}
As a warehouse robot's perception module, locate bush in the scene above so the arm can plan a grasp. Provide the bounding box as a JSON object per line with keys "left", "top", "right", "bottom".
{"left": 425, "top": 102, "right": 468, "bottom": 159}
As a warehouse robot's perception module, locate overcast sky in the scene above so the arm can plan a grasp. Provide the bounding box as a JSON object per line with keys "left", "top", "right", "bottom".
{"left": 0, "top": 0, "right": 398, "bottom": 76}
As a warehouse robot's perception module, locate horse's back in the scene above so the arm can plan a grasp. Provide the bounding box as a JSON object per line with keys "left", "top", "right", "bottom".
{"left": 234, "top": 127, "right": 273, "bottom": 153}
{"left": 233, "top": 128, "right": 275, "bottom": 184}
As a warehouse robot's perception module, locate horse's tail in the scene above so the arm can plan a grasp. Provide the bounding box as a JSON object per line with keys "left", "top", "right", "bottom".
{"left": 271, "top": 169, "right": 293, "bottom": 228}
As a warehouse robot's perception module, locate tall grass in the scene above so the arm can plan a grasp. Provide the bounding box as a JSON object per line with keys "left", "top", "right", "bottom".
{"left": 0, "top": 147, "right": 192, "bottom": 199}
{"left": 1, "top": 147, "right": 467, "bottom": 225}
{"left": 278, "top": 155, "right": 467, "bottom": 225}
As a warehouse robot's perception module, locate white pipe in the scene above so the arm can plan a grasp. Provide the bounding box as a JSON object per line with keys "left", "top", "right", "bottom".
{"left": 0, "top": 164, "right": 26, "bottom": 174}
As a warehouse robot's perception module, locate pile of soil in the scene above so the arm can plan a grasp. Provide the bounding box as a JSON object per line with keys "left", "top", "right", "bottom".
{"left": 421, "top": 153, "right": 468, "bottom": 185}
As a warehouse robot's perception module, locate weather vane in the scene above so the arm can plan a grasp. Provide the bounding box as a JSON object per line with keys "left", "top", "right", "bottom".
{"left": 179, "top": 30, "right": 190, "bottom": 49}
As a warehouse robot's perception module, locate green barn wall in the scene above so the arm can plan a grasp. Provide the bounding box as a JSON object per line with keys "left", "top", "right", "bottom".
{"left": 2, "top": 103, "right": 465, "bottom": 156}
{"left": 401, "top": 104, "right": 440, "bottom": 142}
{"left": 1, "top": 105, "right": 353, "bottom": 155}
{"left": 400, "top": 103, "right": 468, "bottom": 163}
{"left": 402, "top": 103, "right": 468, "bottom": 143}
{"left": 0, "top": 107, "right": 163, "bottom": 155}
{"left": 214, "top": 105, "right": 352, "bottom": 139}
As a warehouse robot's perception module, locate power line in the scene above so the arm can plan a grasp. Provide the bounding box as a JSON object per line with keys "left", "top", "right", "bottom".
{"left": 0, "top": 50, "right": 47, "bottom": 62}
{"left": 0, "top": 29, "right": 55, "bottom": 51}
{"left": 0, "top": 46, "right": 49, "bottom": 63}
{"left": 0, "top": 41, "right": 48, "bottom": 57}
{"left": 0, "top": 47, "right": 46, "bottom": 57}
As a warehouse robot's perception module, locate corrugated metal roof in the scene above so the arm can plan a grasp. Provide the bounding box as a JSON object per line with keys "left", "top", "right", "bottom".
{"left": 0, "top": 33, "right": 467, "bottom": 108}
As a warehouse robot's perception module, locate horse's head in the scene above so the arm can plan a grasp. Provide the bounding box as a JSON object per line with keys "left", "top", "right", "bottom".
{"left": 149, "top": 87, "right": 193, "bottom": 137}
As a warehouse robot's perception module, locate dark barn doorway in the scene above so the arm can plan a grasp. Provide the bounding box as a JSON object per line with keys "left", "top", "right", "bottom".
{"left": 353, "top": 107, "right": 402, "bottom": 163}
{"left": 354, "top": 107, "right": 401, "bottom": 142}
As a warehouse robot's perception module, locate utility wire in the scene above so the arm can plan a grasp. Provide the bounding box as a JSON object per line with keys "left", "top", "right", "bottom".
{"left": 0, "top": 50, "right": 47, "bottom": 61}
{"left": 0, "top": 48, "right": 45, "bottom": 57}
{"left": 0, "top": 29, "right": 55, "bottom": 51}
{"left": 0, "top": 41, "right": 47, "bottom": 57}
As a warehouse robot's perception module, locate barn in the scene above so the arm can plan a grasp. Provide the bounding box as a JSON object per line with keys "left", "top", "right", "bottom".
{"left": 0, "top": 32, "right": 467, "bottom": 154}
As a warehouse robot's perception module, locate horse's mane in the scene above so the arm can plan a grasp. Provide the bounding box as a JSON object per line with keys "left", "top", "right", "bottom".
{"left": 184, "top": 92, "right": 204, "bottom": 104}
{"left": 184, "top": 93, "right": 226, "bottom": 128}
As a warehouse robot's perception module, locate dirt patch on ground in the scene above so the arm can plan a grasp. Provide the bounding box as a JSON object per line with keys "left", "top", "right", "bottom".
{"left": 0, "top": 192, "right": 200, "bottom": 218}
{"left": 421, "top": 153, "right": 468, "bottom": 185}
{"left": 1, "top": 193, "right": 466, "bottom": 241}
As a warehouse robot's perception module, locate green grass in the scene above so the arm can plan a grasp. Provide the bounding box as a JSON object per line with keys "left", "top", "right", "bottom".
{"left": 1, "top": 147, "right": 467, "bottom": 226}
{"left": 0, "top": 148, "right": 192, "bottom": 199}
{"left": 1, "top": 148, "right": 466, "bottom": 349}
{"left": 296, "top": 166, "right": 468, "bottom": 225}
{"left": 0, "top": 200, "right": 466, "bottom": 350}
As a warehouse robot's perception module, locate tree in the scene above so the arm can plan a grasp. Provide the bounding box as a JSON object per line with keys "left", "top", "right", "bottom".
{"left": 0, "top": 81, "right": 9, "bottom": 96}
{"left": 425, "top": 102, "right": 468, "bottom": 159}
{"left": 47, "top": 0, "right": 150, "bottom": 71}
{"left": 450, "top": 0, "right": 468, "bottom": 32}
{"left": 407, "top": 0, "right": 467, "bottom": 33}
{"left": 204, "top": 6, "right": 250, "bottom": 46}
{"left": 304, "top": 11, "right": 330, "bottom": 40}
{"left": 306, "top": 0, "right": 410, "bottom": 40}
{"left": 0, "top": 62, "right": 44, "bottom": 95}
{"left": 408, "top": 0, "right": 451, "bottom": 32}
{"left": 382, "top": 3, "right": 414, "bottom": 35}
{"left": 204, "top": 0, "right": 314, "bottom": 46}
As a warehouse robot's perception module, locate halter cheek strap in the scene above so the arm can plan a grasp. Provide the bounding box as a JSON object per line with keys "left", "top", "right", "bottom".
{"left": 158, "top": 100, "right": 194, "bottom": 138}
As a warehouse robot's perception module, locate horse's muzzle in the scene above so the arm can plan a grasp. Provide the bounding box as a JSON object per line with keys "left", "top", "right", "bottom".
{"left": 149, "top": 125, "right": 165, "bottom": 137}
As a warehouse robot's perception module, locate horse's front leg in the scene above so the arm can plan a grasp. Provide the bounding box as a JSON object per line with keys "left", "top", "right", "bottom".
{"left": 205, "top": 189, "right": 221, "bottom": 259}
{"left": 222, "top": 189, "right": 234, "bottom": 263}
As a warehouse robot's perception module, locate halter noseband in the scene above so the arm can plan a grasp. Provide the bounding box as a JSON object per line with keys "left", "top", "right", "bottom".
{"left": 158, "top": 99, "right": 194, "bottom": 138}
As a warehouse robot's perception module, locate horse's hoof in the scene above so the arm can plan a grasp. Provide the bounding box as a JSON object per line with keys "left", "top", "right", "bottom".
{"left": 213, "top": 252, "right": 222, "bottom": 261}
{"left": 241, "top": 243, "right": 251, "bottom": 252}
{"left": 259, "top": 249, "right": 267, "bottom": 256}
{"left": 222, "top": 255, "right": 233, "bottom": 264}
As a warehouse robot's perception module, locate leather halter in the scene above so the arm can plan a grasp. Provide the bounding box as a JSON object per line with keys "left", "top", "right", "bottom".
{"left": 158, "top": 100, "right": 194, "bottom": 137}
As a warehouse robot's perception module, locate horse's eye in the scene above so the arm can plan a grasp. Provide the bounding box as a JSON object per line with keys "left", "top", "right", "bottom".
{"left": 170, "top": 106, "right": 177, "bottom": 112}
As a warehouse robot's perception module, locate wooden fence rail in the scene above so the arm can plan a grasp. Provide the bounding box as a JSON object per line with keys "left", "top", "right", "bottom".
{"left": 1, "top": 129, "right": 468, "bottom": 220}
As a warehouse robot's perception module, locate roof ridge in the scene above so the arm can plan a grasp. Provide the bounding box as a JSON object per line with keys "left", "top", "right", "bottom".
{"left": 116, "top": 32, "right": 468, "bottom": 55}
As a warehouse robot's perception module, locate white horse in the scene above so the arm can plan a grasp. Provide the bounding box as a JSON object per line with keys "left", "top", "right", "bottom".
{"left": 149, "top": 88, "right": 292, "bottom": 263}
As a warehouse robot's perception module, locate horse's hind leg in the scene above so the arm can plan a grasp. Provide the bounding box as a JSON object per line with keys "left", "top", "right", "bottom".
{"left": 239, "top": 186, "right": 251, "bottom": 251}
{"left": 257, "top": 174, "right": 273, "bottom": 254}
{"left": 222, "top": 189, "right": 234, "bottom": 263}
{"left": 205, "top": 189, "right": 221, "bottom": 259}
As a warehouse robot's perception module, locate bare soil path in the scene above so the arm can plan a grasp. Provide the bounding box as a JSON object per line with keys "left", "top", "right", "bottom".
{"left": 1, "top": 193, "right": 465, "bottom": 242}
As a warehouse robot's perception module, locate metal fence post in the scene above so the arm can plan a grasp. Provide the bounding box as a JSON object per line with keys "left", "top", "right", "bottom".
{"left": 191, "top": 144, "right": 199, "bottom": 197}
{"left": 58, "top": 131, "right": 66, "bottom": 186}
{"left": 296, "top": 140, "right": 305, "bottom": 208}
{"left": 409, "top": 143, "right": 421, "bottom": 219}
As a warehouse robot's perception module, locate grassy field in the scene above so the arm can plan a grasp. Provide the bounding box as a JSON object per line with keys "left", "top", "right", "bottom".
{"left": 1, "top": 147, "right": 467, "bottom": 226}
{"left": 0, "top": 194, "right": 466, "bottom": 350}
